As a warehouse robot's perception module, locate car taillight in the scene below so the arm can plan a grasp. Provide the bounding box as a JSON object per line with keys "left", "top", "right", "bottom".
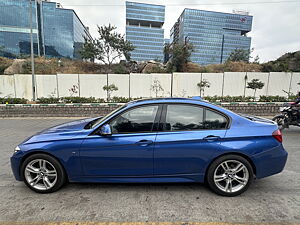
{"left": 272, "top": 129, "right": 282, "bottom": 143}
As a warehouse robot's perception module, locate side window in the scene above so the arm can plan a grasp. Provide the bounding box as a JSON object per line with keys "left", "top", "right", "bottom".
{"left": 164, "top": 104, "right": 228, "bottom": 132}
{"left": 165, "top": 104, "right": 204, "bottom": 131}
{"left": 204, "top": 109, "right": 228, "bottom": 129}
{"left": 109, "top": 105, "right": 158, "bottom": 134}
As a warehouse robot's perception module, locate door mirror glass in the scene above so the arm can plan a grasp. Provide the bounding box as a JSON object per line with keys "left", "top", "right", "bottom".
{"left": 100, "top": 124, "right": 112, "bottom": 136}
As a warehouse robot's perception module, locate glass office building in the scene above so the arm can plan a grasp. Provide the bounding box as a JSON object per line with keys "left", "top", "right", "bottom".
{"left": 0, "top": 0, "right": 91, "bottom": 59}
{"left": 126, "top": 1, "right": 165, "bottom": 62}
{"left": 170, "top": 9, "right": 253, "bottom": 65}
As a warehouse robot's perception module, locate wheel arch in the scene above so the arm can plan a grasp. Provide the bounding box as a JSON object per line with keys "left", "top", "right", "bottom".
{"left": 19, "top": 150, "right": 69, "bottom": 181}
{"left": 204, "top": 152, "right": 256, "bottom": 181}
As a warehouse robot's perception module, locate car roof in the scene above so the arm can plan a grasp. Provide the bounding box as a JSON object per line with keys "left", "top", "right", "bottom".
{"left": 127, "top": 97, "right": 215, "bottom": 109}
{"left": 126, "top": 97, "right": 237, "bottom": 118}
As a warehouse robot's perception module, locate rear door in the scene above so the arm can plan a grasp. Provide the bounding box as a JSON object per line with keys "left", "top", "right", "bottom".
{"left": 154, "top": 103, "right": 229, "bottom": 176}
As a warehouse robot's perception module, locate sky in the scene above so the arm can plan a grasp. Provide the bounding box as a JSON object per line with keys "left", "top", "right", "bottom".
{"left": 59, "top": 0, "right": 300, "bottom": 63}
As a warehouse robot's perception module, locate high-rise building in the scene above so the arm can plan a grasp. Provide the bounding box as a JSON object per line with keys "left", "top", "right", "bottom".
{"left": 126, "top": 1, "right": 165, "bottom": 62}
{"left": 0, "top": 0, "right": 91, "bottom": 59}
{"left": 170, "top": 9, "right": 253, "bottom": 65}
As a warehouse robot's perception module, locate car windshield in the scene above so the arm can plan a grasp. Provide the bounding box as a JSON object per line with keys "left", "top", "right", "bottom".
{"left": 90, "top": 104, "right": 127, "bottom": 129}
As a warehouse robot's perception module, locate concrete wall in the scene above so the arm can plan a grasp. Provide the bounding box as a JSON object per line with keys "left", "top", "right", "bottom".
{"left": 0, "top": 75, "right": 15, "bottom": 98}
{"left": 223, "top": 72, "right": 246, "bottom": 96}
{"left": 79, "top": 74, "right": 107, "bottom": 99}
{"left": 201, "top": 73, "right": 223, "bottom": 96}
{"left": 172, "top": 73, "right": 201, "bottom": 97}
{"left": 130, "top": 73, "right": 171, "bottom": 98}
{"left": 36, "top": 74, "right": 57, "bottom": 98}
{"left": 289, "top": 72, "right": 300, "bottom": 95}
{"left": 57, "top": 74, "right": 79, "bottom": 97}
{"left": 108, "top": 74, "right": 130, "bottom": 98}
{"left": 0, "top": 72, "right": 298, "bottom": 100}
{"left": 14, "top": 74, "right": 33, "bottom": 100}
{"left": 267, "top": 72, "right": 292, "bottom": 96}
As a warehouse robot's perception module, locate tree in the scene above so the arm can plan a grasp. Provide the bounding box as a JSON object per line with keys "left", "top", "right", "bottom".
{"left": 79, "top": 37, "right": 99, "bottom": 62}
{"left": 68, "top": 84, "right": 79, "bottom": 97}
{"left": 247, "top": 79, "right": 264, "bottom": 100}
{"left": 103, "top": 84, "right": 118, "bottom": 102}
{"left": 150, "top": 79, "right": 164, "bottom": 97}
{"left": 253, "top": 55, "right": 260, "bottom": 64}
{"left": 227, "top": 48, "right": 251, "bottom": 63}
{"left": 79, "top": 24, "right": 135, "bottom": 70}
{"left": 96, "top": 24, "right": 134, "bottom": 67}
{"left": 197, "top": 79, "right": 210, "bottom": 97}
{"left": 165, "top": 43, "right": 193, "bottom": 72}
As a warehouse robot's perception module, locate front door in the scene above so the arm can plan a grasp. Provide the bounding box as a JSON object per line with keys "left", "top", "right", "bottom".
{"left": 80, "top": 104, "right": 161, "bottom": 177}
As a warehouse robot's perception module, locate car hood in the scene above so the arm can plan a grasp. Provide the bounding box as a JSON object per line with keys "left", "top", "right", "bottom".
{"left": 22, "top": 117, "right": 101, "bottom": 145}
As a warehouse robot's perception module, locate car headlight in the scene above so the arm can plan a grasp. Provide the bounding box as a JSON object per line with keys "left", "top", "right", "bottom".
{"left": 14, "top": 146, "right": 21, "bottom": 153}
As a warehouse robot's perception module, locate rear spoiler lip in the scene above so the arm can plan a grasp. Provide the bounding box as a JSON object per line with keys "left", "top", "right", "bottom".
{"left": 239, "top": 114, "right": 276, "bottom": 124}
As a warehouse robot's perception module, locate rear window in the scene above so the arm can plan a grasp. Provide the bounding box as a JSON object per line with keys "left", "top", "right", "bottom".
{"left": 165, "top": 104, "right": 228, "bottom": 131}
{"left": 204, "top": 109, "right": 228, "bottom": 129}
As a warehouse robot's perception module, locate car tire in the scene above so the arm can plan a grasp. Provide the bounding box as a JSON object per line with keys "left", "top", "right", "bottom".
{"left": 21, "top": 153, "right": 67, "bottom": 193}
{"left": 206, "top": 154, "right": 254, "bottom": 197}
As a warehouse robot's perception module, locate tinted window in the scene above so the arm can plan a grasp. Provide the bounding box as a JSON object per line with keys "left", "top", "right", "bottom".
{"left": 204, "top": 109, "right": 228, "bottom": 129}
{"left": 109, "top": 105, "right": 158, "bottom": 134}
{"left": 165, "top": 105, "right": 204, "bottom": 131}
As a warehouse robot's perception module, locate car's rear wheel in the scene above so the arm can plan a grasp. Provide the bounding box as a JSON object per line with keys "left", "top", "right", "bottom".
{"left": 207, "top": 154, "right": 253, "bottom": 197}
{"left": 21, "top": 154, "right": 66, "bottom": 193}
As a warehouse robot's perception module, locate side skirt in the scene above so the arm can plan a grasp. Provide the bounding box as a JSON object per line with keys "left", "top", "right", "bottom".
{"left": 69, "top": 173, "right": 205, "bottom": 183}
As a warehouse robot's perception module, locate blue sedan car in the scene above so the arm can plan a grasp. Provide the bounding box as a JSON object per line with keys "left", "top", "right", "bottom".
{"left": 11, "top": 98, "right": 288, "bottom": 196}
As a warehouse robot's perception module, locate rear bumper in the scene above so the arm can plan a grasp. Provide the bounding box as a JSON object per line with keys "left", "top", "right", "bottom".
{"left": 252, "top": 144, "right": 288, "bottom": 179}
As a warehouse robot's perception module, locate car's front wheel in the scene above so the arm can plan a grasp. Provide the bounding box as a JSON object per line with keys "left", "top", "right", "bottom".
{"left": 21, "top": 153, "right": 67, "bottom": 193}
{"left": 207, "top": 155, "right": 254, "bottom": 197}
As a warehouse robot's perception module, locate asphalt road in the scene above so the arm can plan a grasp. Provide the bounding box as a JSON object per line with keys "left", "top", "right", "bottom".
{"left": 0, "top": 118, "right": 299, "bottom": 223}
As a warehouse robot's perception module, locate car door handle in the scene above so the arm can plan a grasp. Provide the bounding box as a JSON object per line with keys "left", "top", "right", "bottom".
{"left": 136, "top": 140, "right": 153, "bottom": 146}
{"left": 203, "top": 135, "right": 221, "bottom": 141}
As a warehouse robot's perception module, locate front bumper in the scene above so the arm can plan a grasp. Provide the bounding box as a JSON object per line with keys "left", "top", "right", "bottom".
{"left": 10, "top": 151, "right": 24, "bottom": 181}
{"left": 252, "top": 144, "right": 288, "bottom": 179}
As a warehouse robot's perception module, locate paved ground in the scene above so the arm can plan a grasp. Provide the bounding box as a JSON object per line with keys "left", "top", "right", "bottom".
{"left": 0, "top": 118, "right": 299, "bottom": 223}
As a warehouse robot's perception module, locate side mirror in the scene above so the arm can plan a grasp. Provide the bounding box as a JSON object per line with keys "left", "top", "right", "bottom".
{"left": 100, "top": 124, "right": 112, "bottom": 136}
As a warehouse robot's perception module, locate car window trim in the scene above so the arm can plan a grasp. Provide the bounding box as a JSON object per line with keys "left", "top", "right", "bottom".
{"left": 159, "top": 103, "right": 230, "bottom": 133}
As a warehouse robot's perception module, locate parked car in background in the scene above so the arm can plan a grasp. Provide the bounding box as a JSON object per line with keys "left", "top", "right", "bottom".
{"left": 11, "top": 97, "right": 287, "bottom": 196}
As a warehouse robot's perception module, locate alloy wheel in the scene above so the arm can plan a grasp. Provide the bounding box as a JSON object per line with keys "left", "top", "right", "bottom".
{"left": 24, "top": 159, "right": 58, "bottom": 191}
{"left": 213, "top": 160, "right": 249, "bottom": 193}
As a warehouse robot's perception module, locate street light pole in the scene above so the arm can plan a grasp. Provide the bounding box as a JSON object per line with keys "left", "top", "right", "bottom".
{"left": 220, "top": 34, "right": 225, "bottom": 64}
{"left": 29, "top": 0, "right": 36, "bottom": 101}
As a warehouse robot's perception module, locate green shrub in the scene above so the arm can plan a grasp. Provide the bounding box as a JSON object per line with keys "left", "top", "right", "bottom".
{"left": 204, "top": 95, "right": 292, "bottom": 102}
{"left": 109, "top": 96, "right": 131, "bottom": 103}
{"left": 37, "top": 97, "right": 60, "bottom": 104}
{"left": 0, "top": 98, "right": 27, "bottom": 104}
{"left": 288, "top": 95, "right": 298, "bottom": 101}
{"left": 61, "top": 97, "right": 105, "bottom": 103}
{"left": 204, "top": 95, "right": 253, "bottom": 102}
{"left": 259, "top": 95, "right": 287, "bottom": 102}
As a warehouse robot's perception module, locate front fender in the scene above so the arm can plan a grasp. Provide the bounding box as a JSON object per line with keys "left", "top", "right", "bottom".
{"left": 11, "top": 139, "right": 84, "bottom": 181}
